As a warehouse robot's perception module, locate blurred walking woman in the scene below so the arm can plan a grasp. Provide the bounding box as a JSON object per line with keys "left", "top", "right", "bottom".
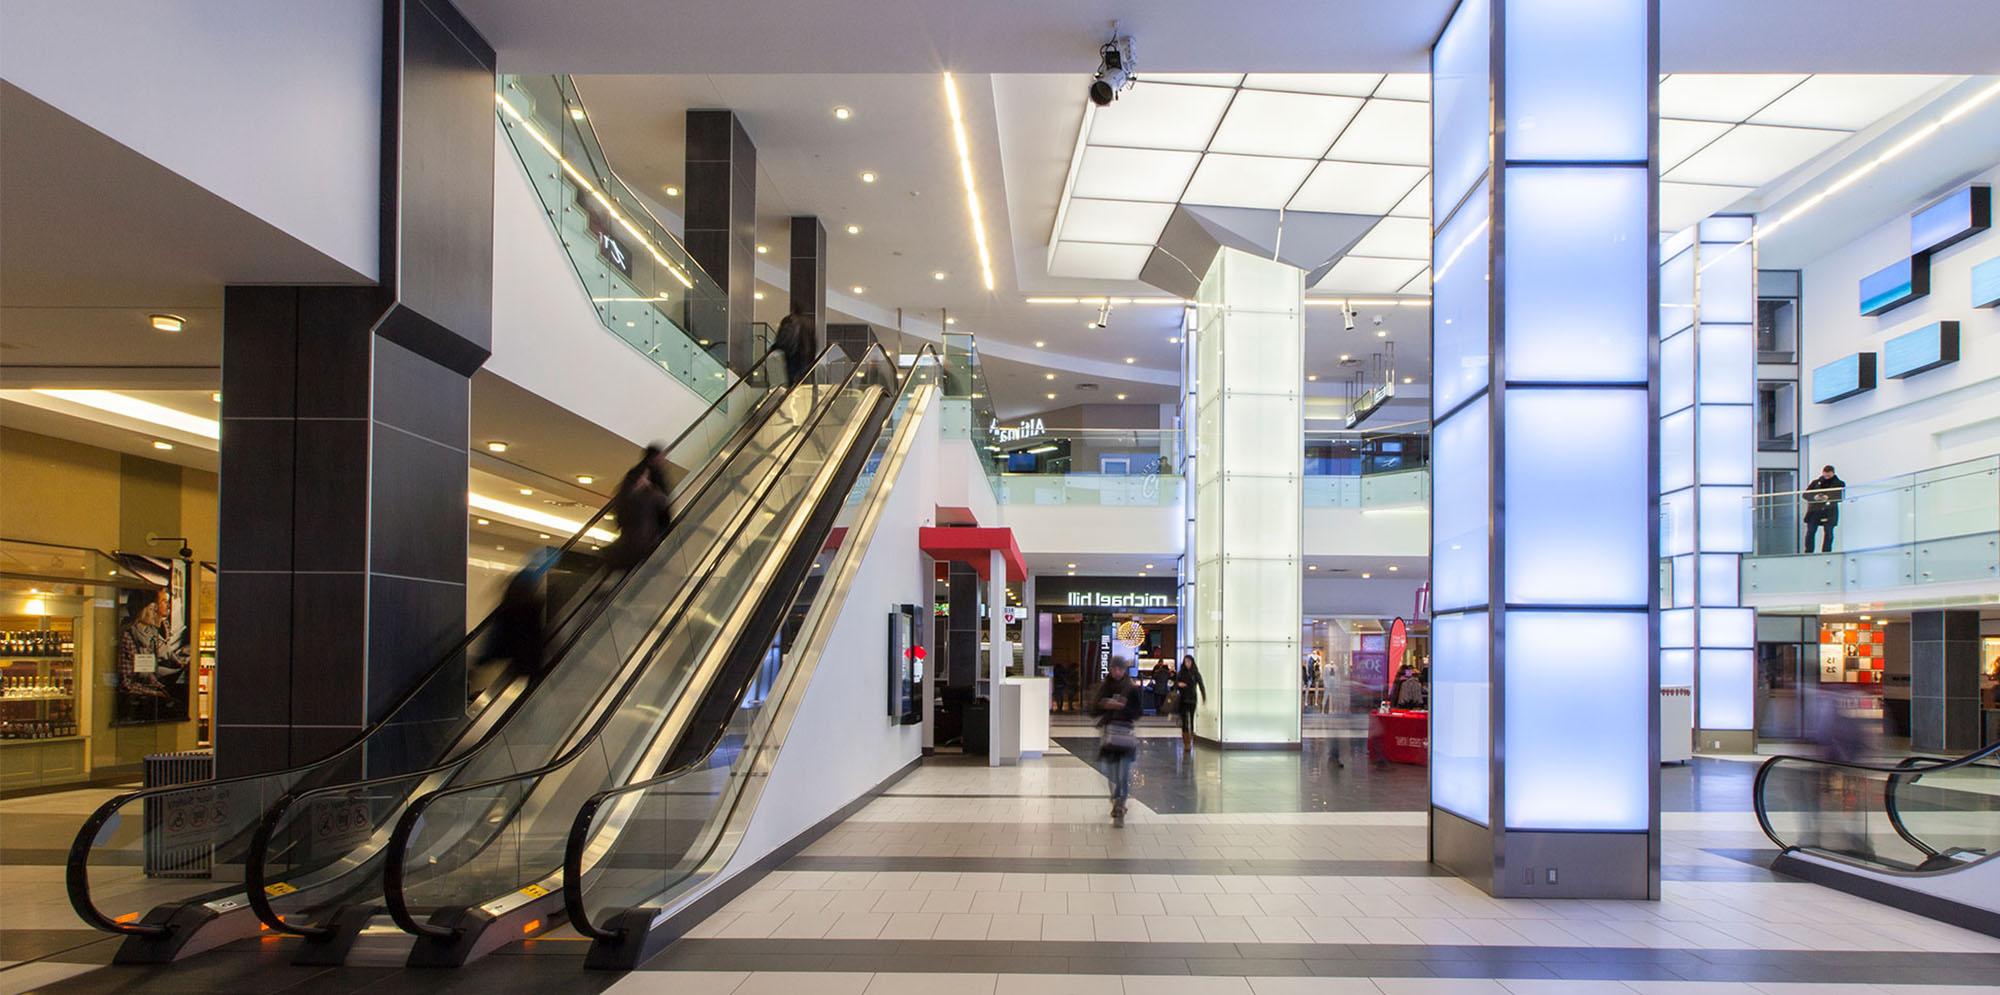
{"left": 1174, "top": 654, "right": 1206, "bottom": 755}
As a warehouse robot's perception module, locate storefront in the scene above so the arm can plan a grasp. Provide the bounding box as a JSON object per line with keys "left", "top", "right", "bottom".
{"left": 1033, "top": 575, "right": 1178, "bottom": 714}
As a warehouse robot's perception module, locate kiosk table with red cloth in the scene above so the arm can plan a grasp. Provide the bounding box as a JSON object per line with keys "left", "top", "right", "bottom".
{"left": 1368, "top": 709, "right": 1429, "bottom": 765}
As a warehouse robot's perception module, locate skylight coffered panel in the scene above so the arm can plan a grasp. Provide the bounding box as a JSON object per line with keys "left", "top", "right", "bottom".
{"left": 1049, "top": 241, "right": 1153, "bottom": 280}
{"left": 1657, "top": 74, "right": 1807, "bottom": 123}
{"left": 1208, "top": 90, "right": 1363, "bottom": 158}
{"left": 1660, "top": 119, "right": 1731, "bottom": 173}
{"left": 1287, "top": 161, "right": 1428, "bottom": 215}
{"left": 1058, "top": 198, "right": 1176, "bottom": 245}
{"left": 1659, "top": 182, "right": 1753, "bottom": 232}
{"left": 1349, "top": 216, "right": 1432, "bottom": 260}
{"left": 1374, "top": 74, "right": 1430, "bottom": 101}
{"left": 1326, "top": 99, "right": 1429, "bottom": 166}
{"left": 1086, "top": 81, "right": 1235, "bottom": 151}
{"left": 1747, "top": 75, "right": 1948, "bottom": 130}
{"left": 1312, "top": 256, "right": 1426, "bottom": 293}
{"left": 1241, "top": 73, "right": 1382, "bottom": 97}
{"left": 1071, "top": 146, "right": 1202, "bottom": 201}
{"left": 1666, "top": 124, "right": 1848, "bottom": 188}
{"left": 1181, "top": 153, "right": 1316, "bottom": 210}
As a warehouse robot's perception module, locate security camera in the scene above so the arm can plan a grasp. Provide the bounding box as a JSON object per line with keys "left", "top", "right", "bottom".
{"left": 1341, "top": 303, "right": 1357, "bottom": 332}
{"left": 1089, "top": 37, "right": 1136, "bottom": 106}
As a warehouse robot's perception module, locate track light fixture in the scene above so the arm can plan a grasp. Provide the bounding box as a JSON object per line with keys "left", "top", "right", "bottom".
{"left": 1087, "top": 300, "right": 1113, "bottom": 329}
{"left": 1088, "top": 35, "right": 1137, "bottom": 107}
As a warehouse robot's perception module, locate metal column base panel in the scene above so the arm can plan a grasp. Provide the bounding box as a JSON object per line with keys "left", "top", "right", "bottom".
{"left": 1432, "top": 807, "right": 1655, "bottom": 900}
{"left": 1696, "top": 729, "right": 1756, "bottom": 755}
{"left": 1430, "top": 807, "right": 1493, "bottom": 895}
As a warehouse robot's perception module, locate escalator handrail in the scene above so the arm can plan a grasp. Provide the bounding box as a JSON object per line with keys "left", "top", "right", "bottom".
{"left": 378, "top": 343, "right": 897, "bottom": 939}
{"left": 236, "top": 347, "right": 827, "bottom": 937}
{"left": 1751, "top": 740, "right": 2000, "bottom": 855}
{"left": 561, "top": 348, "right": 939, "bottom": 943}
{"left": 62, "top": 354, "right": 780, "bottom": 940}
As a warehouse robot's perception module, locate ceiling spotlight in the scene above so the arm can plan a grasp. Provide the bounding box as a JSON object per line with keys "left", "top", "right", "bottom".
{"left": 576, "top": 475, "right": 595, "bottom": 485}
{"left": 518, "top": 488, "right": 533, "bottom": 496}
{"left": 211, "top": 392, "right": 222, "bottom": 403}
{"left": 1168, "top": 337, "right": 1180, "bottom": 344}
{"left": 756, "top": 244, "right": 769, "bottom": 254}
{"left": 1067, "top": 563, "right": 1077, "bottom": 569}
{"left": 476, "top": 518, "right": 490, "bottom": 526}
{"left": 538, "top": 532, "right": 552, "bottom": 540}
{"left": 152, "top": 440, "right": 174, "bottom": 451}
{"left": 933, "top": 271, "right": 947, "bottom": 281}
{"left": 1116, "top": 393, "right": 1128, "bottom": 400}
{"left": 150, "top": 314, "right": 186, "bottom": 333}
{"left": 1088, "top": 36, "right": 1137, "bottom": 107}
{"left": 754, "top": 291, "right": 765, "bottom": 300}
{"left": 852, "top": 285, "right": 866, "bottom": 295}
{"left": 1045, "top": 392, "right": 1057, "bottom": 400}
{"left": 946, "top": 316, "right": 957, "bottom": 325}
{"left": 1388, "top": 565, "right": 1399, "bottom": 572}
{"left": 568, "top": 107, "right": 585, "bottom": 121}
{"left": 1361, "top": 571, "right": 1372, "bottom": 579}
{"left": 1034, "top": 340, "right": 1046, "bottom": 348}
{"left": 1124, "top": 357, "right": 1135, "bottom": 364}
{"left": 832, "top": 105, "right": 852, "bottom": 120}
{"left": 1339, "top": 353, "right": 1351, "bottom": 362}
{"left": 1088, "top": 300, "right": 1113, "bottom": 329}
{"left": 487, "top": 442, "right": 509, "bottom": 453}
{"left": 1144, "top": 563, "right": 1154, "bottom": 570}
{"left": 1341, "top": 303, "right": 1357, "bottom": 332}
{"left": 1307, "top": 374, "right": 1319, "bottom": 382}
{"left": 1377, "top": 329, "right": 1388, "bottom": 338}
{"left": 860, "top": 170, "right": 877, "bottom": 183}
{"left": 664, "top": 185, "right": 680, "bottom": 197}
{"left": 1308, "top": 564, "right": 1318, "bottom": 571}
{"left": 1067, "top": 570, "right": 1075, "bottom": 576}
{"left": 846, "top": 224, "right": 861, "bottom": 235}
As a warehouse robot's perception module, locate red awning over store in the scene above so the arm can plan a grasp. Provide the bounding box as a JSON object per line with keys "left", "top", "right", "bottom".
{"left": 918, "top": 526, "right": 1026, "bottom": 582}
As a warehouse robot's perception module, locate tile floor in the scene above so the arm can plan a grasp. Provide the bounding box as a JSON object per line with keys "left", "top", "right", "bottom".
{"left": 3, "top": 740, "right": 1997, "bottom": 994}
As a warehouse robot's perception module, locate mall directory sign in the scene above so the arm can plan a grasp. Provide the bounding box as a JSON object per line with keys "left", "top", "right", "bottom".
{"left": 1858, "top": 255, "right": 1929, "bottom": 317}
{"left": 1909, "top": 185, "right": 1990, "bottom": 256}
{"left": 1881, "top": 321, "right": 1960, "bottom": 379}
{"left": 1974, "top": 255, "right": 2000, "bottom": 309}
{"left": 1811, "top": 353, "right": 1877, "bottom": 404}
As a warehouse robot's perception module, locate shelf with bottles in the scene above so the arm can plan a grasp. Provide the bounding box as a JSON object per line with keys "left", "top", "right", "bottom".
{"left": 0, "top": 627, "right": 75, "bottom": 660}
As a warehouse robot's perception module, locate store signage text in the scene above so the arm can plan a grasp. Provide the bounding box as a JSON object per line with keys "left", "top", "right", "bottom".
{"left": 992, "top": 417, "right": 1045, "bottom": 443}
{"left": 1065, "top": 591, "right": 1172, "bottom": 609}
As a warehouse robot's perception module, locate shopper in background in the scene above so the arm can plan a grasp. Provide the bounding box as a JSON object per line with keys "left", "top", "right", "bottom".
{"left": 1802, "top": 464, "right": 1846, "bottom": 553}
{"left": 604, "top": 445, "right": 673, "bottom": 570}
{"left": 1095, "top": 657, "right": 1142, "bottom": 826}
{"left": 1174, "top": 653, "right": 1206, "bottom": 756}
{"left": 771, "top": 309, "right": 817, "bottom": 388}
{"left": 471, "top": 548, "right": 557, "bottom": 703}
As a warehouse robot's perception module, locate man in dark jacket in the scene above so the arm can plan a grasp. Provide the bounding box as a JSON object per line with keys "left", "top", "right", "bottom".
{"left": 1803, "top": 464, "right": 1846, "bottom": 553}
{"left": 1095, "top": 659, "right": 1143, "bottom": 826}
{"left": 604, "top": 446, "right": 672, "bottom": 570}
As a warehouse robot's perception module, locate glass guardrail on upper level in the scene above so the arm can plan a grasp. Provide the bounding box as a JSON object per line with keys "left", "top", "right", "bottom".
{"left": 1304, "top": 467, "right": 1430, "bottom": 509}
{"left": 940, "top": 332, "right": 1003, "bottom": 497}
{"left": 1742, "top": 455, "right": 2000, "bottom": 600}
{"left": 497, "top": 75, "right": 730, "bottom": 401}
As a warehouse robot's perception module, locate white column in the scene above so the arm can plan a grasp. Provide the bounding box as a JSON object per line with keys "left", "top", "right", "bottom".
{"left": 987, "top": 547, "right": 1006, "bottom": 766}
{"left": 1192, "top": 247, "right": 1303, "bottom": 747}
{"left": 1428, "top": 0, "right": 1661, "bottom": 900}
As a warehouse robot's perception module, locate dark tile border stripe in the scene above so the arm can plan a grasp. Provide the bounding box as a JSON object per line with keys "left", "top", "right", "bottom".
{"left": 642, "top": 938, "right": 2000, "bottom": 986}
{"left": 879, "top": 793, "right": 1111, "bottom": 799}
{"left": 781, "top": 856, "right": 1450, "bottom": 877}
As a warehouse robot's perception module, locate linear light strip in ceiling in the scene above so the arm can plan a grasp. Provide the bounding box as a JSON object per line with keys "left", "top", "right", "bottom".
{"left": 496, "top": 93, "right": 696, "bottom": 290}
{"left": 31, "top": 389, "right": 220, "bottom": 439}
{"left": 943, "top": 73, "right": 997, "bottom": 291}
{"left": 469, "top": 493, "right": 618, "bottom": 544}
{"left": 1023, "top": 296, "right": 1428, "bottom": 307}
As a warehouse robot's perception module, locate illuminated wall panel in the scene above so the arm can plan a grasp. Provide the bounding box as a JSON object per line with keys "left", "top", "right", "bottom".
{"left": 1192, "top": 247, "right": 1301, "bottom": 745}
{"left": 1658, "top": 218, "right": 1757, "bottom": 741}
{"left": 1428, "top": 0, "right": 1658, "bottom": 899}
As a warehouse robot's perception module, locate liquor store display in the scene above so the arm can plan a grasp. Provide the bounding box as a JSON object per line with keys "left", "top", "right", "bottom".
{"left": 0, "top": 624, "right": 81, "bottom": 742}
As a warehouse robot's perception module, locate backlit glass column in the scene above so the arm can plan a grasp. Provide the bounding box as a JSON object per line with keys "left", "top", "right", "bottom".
{"left": 1661, "top": 218, "right": 1757, "bottom": 753}
{"left": 1429, "top": 0, "right": 1661, "bottom": 899}
{"left": 1192, "top": 247, "right": 1303, "bottom": 746}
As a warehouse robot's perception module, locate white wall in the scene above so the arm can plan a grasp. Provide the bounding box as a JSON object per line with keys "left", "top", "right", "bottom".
{"left": 1305, "top": 576, "right": 1426, "bottom": 618}
{"left": 1305, "top": 506, "right": 1429, "bottom": 558}
{"left": 1007, "top": 502, "right": 1181, "bottom": 558}
{"left": 0, "top": 0, "right": 382, "bottom": 280}
{"left": 1799, "top": 163, "right": 2000, "bottom": 479}
{"left": 935, "top": 436, "right": 1001, "bottom": 525}
{"left": 726, "top": 396, "right": 937, "bottom": 870}
{"left": 487, "top": 125, "right": 715, "bottom": 446}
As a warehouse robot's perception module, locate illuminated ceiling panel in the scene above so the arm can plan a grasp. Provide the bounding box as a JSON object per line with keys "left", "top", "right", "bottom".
{"left": 1086, "top": 81, "right": 1234, "bottom": 151}
{"left": 1313, "top": 256, "right": 1428, "bottom": 293}
{"left": 1181, "top": 153, "right": 1318, "bottom": 210}
{"left": 1288, "top": 161, "right": 1428, "bottom": 215}
{"left": 1208, "top": 90, "right": 1362, "bottom": 158}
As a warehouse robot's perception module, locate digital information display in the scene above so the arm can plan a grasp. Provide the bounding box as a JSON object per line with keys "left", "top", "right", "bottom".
{"left": 1881, "top": 321, "right": 1960, "bottom": 379}
{"left": 1910, "top": 185, "right": 1991, "bottom": 256}
{"left": 1859, "top": 255, "right": 1930, "bottom": 317}
{"left": 1974, "top": 255, "right": 2000, "bottom": 309}
{"left": 1812, "top": 353, "right": 1878, "bottom": 404}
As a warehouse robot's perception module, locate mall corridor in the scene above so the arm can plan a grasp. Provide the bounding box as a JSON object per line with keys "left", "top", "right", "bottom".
{"left": 7, "top": 736, "right": 2000, "bottom": 993}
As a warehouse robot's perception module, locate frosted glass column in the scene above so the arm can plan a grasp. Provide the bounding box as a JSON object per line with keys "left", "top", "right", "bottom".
{"left": 1428, "top": 0, "right": 1661, "bottom": 900}
{"left": 1661, "top": 217, "right": 1757, "bottom": 753}
{"left": 1192, "top": 247, "right": 1303, "bottom": 746}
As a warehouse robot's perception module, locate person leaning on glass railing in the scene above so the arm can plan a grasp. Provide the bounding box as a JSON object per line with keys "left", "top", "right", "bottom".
{"left": 1802, "top": 464, "right": 1846, "bottom": 554}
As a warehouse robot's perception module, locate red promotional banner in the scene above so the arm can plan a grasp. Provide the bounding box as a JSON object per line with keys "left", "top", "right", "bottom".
{"left": 1387, "top": 617, "right": 1408, "bottom": 691}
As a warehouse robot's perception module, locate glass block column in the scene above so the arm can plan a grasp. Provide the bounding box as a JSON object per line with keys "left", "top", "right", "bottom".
{"left": 1661, "top": 217, "right": 1758, "bottom": 755}
{"left": 1429, "top": 0, "right": 1661, "bottom": 900}
{"left": 1192, "top": 247, "right": 1303, "bottom": 747}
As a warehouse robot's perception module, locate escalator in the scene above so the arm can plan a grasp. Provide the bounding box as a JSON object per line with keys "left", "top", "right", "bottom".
{"left": 65, "top": 348, "right": 794, "bottom": 963}
{"left": 370, "top": 346, "right": 938, "bottom": 967}
{"left": 1754, "top": 741, "right": 2000, "bottom": 934}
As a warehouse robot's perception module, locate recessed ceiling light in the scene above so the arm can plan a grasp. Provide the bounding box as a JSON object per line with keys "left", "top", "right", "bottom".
{"left": 933, "top": 271, "right": 947, "bottom": 281}
{"left": 1403, "top": 376, "right": 1413, "bottom": 384}
{"left": 1067, "top": 563, "right": 1077, "bottom": 569}
{"left": 1308, "top": 374, "right": 1319, "bottom": 382}
{"left": 1139, "top": 572, "right": 1147, "bottom": 577}
{"left": 1168, "top": 337, "right": 1180, "bottom": 344}
{"left": 496, "top": 545, "right": 506, "bottom": 551}
{"left": 756, "top": 244, "right": 769, "bottom": 254}
{"left": 1124, "top": 357, "right": 1135, "bottom": 364}
{"left": 1034, "top": 341, "right": 1046, "bottom": 348}
{"left": 1377, "top": 329, "right": 1388, "bottom": 337}
{"left": 1388, "top": 565, "right": 1399, "bottom": 571}
{"left": 754, "top": 291, "right": 765, "bottom": 300}
{"left": 568, "top": 107, "right": 585, "bottom": 121}
{"left": 945, "top": 317, "right": 957, "bottom": 325}
{"left": 1045, "top": 392, "right": 1057, "bottom": 400}
{"left": 1308, "top": 564, "right": 1318, "bottom": 571}
{"left": 211, "top": 392, "right": 222, "bottom": 403}
{"left": 1067, "top": 570, "right": 1075, "bottom": 576}
{"left": 1116, "top": 393, "right": 1128, "bottom": 400}
{"left": 1144, "top": 563, "right": 1154, "bottom": 570}
{"left": 1044, "top": 373, "right": 1056, "bottom": 380}
{"left": 1361, "top": 571, "right": 1372, "bottom": 579}
{"left": 846, "top": 224, "right": 861, "bottom": 235}
{"left": 487, "top": 442, "right": 509, "bottom": 453}
{"left": 625, "top": 320, "right": 636, "bottom": 327}
{"left": 538, "top": 532, "right": 552, "bottom": 540}
{"left": 941, "top": 73, "right": 997, "bottom": 291}
{"left": 150, "top": 314, "right": 185, "bottom": 333}
{"left": 1858, "top": 614, "right": 1872, "bottom": 620}
{"left": 664, "top": 185, "right": 680, "bottom": 197}
{"left": 152, "top": 440, "right": 174, "bottom": 451}
{"left": 476, "top": 518, "right": 490, "bottom": 526}
{"left": 576, "top": 475, "right": 594, "bottom": 485}
{"left": 852, "top": 285, "right": 866, "bottom": 294}
{"left": 1339, "top": 354, "right": 1350, "bottom": 361}
{"left": 518, "top": 488, "right": 533, "bottom": 496}
{"left": 860, "top": 170, "right": 877, "bottom": 183}
{"left": 833, "top": 105, "right": 852, "bottom": 120}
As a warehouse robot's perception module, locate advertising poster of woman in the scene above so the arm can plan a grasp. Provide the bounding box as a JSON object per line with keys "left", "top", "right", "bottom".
{"left": 114, "top": 559, "right": 193, "bottom": 724}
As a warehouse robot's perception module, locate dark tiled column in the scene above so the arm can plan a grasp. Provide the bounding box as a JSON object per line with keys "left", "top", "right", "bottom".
{"left": 1910, "top": 609, "right": 1981, "bottom": 751}
{"left": 947, "top": 562, "right": 982, "bottom": 688}
{"left": 215, "top": 0, "right": 493, "bottom": 778}
{"left": 790, "top": 215, "right": 826, "bottom": 334}
{"left": 685, "top": 110, "right": 757, "bottom": 374}
{"left": 825, "top": 322, "right": 877, "bottom": 361}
